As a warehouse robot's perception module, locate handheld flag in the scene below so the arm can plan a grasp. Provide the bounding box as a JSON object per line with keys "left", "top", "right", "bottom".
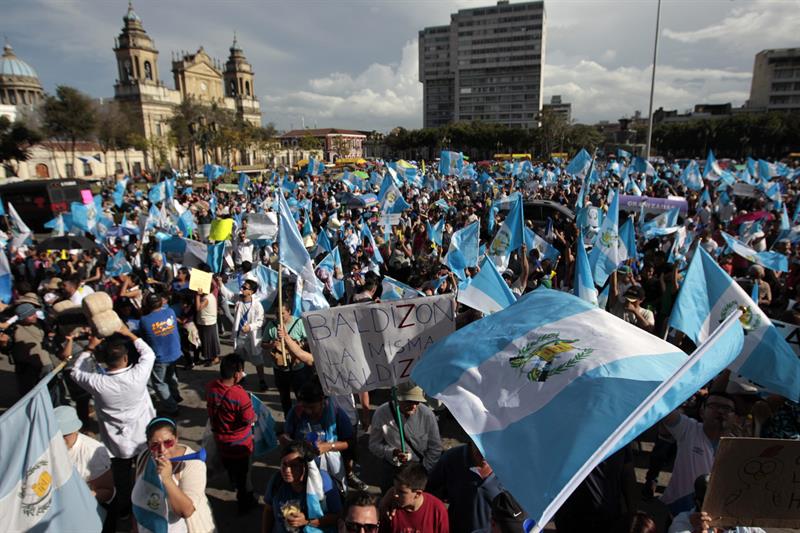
{"left": 669, "top": 248, "right": 800, "bottom": 400}
{"left": 721, "top": 232, "right": 788, "bottom": 272}
{"left": 105, "top": 250, "right": 133, "bottom": 277}
{"left": 412, "top": 288, "right": 744, "bottom": 532}
{"left": 588, "top": 189, "right": 621, "bottom": 285}
{"left": 132, "top": 456, "right": 168, "bottom": 533}
{"left": 488, "top": 193, "right": 525, "bottom": 270}
{"left": 250, "top": 393, "right": 278, "bottom": 458}
{"left": 445, "top": 220, "right": 480, "bottom": 279}
{"left": 574, "top": 238, "right": 598, "bottom": 306}
{"left": 0, "top": 250, "right": 13, "bottom": 303}
{"left": 457, "top": 256, "right": 517, "bottom": 314}
{"left": 381, "top": 276, "right": 425, "bottom": 300}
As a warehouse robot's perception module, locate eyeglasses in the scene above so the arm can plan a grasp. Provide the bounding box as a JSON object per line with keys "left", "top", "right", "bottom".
{"left": 148, "top": 439, "right": 176, "bottom": 452}
{"left": 344, "top": 521, "right": 379, "bottom": 533}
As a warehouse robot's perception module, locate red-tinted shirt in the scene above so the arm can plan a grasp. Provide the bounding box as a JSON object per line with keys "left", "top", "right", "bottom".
{"left": 205, "top": 379, "right": 255, "bottom": 457}
{"left": 382, "top": 492, "right": 450, "bottom": 533}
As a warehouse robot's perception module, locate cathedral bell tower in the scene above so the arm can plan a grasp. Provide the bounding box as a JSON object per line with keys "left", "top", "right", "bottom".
{"left": 113, "top": 1, "right": 160, "bottom": 87}
{"left": 224, "top": 33, "right": 260, "bottom": 125}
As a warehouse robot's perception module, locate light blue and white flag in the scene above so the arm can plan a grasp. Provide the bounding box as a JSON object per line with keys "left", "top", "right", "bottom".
{"left": 668, "top": 227, "right": 694, "bottom": 265}
{"left": 8, "top": 202, "right": 32, "bottom": 248}
{"left": 250, "top": 393, "right": 278, "bottom": 458}
{"left": 132, "top": 456, "right": 168, "bottom": 533}
{"left": 619, "top": 218, "right": 638, "bottom": 264}
{"left": 206, "top": 242, "right": 226, "bottom": 273}
{"left": 457, "top": 256, "right": 517, "bottom": 314}
{"left": 438, "top": 150, "right": 464, "bottom": 176}
{"left": 0, "top": 250, "right": 13, "bottom": 304}
{"left": 703, "top": 149, "right": 722, "bottom": 180}
{"left": 317, "top": 247, "right": 343, "bottom": 279}
{"left": 361, "top": 224, "right": 383, "bottom": 265}
{"left": 412, "top": 288, "right": 744, "bottom": 532}
{"left": 680, "top": 160, "right": 703, "bottom": 191}
{"left": 523, "top": 227, "right": 560, "bottom": 263}
{"left": 757, "top": 159, "right": 779, "bottom": 181}
{"left": 148, "top": 182, "right": 165, "bottom": 205}
{"left": 489, "top": 193, "right": 525, "bottom": 270}
{"left": 70, "top": 201, "right": 97, "bottom": 234}
{"left": 721, "top": 232, "right": 788, "bottom": 272}
{"left": 105, "top": 250, "right": 133, "bottom": 277}
{"left": 277, "top": 193, "right": 329, "bottom": 311}
{"left": 382, "top": 276, "right": 425, "bottom": 301}
{"left": 565, "top": 148, "right": 592, "bottom": 178}
{"left": 589, "top": 189, "right": 621, "bottom": 286}
{"left": 0, "top": 371, "right": 104, "bottom": 532}
{"left": 751, "top": 280, "right": 759, "bottom": 304}
{"left": 254, "top": 264, "right": 280, "bottom": 311}
{"left": 574, "top": 238, "right": 597, "bottom": 306}
{"left": 203, "top": 163, "right": 227, "bottom": 181}
{"left": 632, "top": 156, "right": 656, "bottom": 177}
{"left": 379, "top": 180, "right": 411, "bottom": 216}
{"left": 305, "top": 460, "right": 326, "bottom": 533}
{"left": 426, "top": 218, "right": 445, "bottom": 248}
{"left": 669, "top": 248, "right": 800, "bottom": 400}
{"left": 641, "top": 207, "right": 680, "bottom": 240}
{"left": 113, "top": 178, "right": 128, "bottom": 208}
{"left": 445, "top": 220, "right": 480, "bottom": 280}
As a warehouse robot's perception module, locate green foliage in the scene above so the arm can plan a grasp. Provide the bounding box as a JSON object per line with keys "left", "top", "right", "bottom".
{"left": 0, "top": 115, "right": 42, "bottom": 166}
{"left": 42, "top": 86, "right": 97, "bottom": 145}
{"left": 653, "top": 112, "right": 800, "bottom": 158}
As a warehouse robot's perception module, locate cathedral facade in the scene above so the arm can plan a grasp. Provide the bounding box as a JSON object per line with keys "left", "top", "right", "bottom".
{"left": 112, "top": 2, "right": 261, "bottom": 145}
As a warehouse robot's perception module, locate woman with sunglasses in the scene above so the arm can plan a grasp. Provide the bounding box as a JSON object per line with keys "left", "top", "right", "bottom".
{"left": 262, "top": 440, "right": 342, "bottom": 533}
{"left": 132, "top": 418, "right": 217, "bottom": 533}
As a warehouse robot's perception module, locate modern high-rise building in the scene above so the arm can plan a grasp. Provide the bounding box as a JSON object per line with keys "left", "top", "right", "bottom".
{"left": 419, "top": 0, "right": 545, "bottom": 129}
{"left": 748, "top": 48, "right": 800, "bottom": 113}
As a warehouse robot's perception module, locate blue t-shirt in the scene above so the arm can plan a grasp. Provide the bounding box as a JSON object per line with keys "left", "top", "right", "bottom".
{"left": 140, "top": 306, "right": 182, "bottom": 363}
{"left": 284, "top": 400, "right": 354, "bottom": 443}
{"left": 264, "top": 469, "right": 341, "bottom": 533}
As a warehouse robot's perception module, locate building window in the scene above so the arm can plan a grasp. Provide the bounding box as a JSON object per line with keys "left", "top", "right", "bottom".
{"left": 83, "top": 161, "right": 93, "bottom": 176}
{"left": 133, "top": 162, "right": 142, "bottom": 176}
{"left": 8, "top": 92, "right": 16, "bottom": 104}
{"left": 230, "top": 80, "right": 237, "bottom": 95}
{"left": 115, "top": 162, "right": 124, "bottom": 173}
{"left": 144, "top": 61, "right": 153, "bottom": 80}
{"left": 65, "top": 163, "right": 75, "bottom": 178}
{"left": 123, "top": 59, "right": 132, "bottom": 80}
{"left": 245, "top": 80, "right": 251, "bottom": 96}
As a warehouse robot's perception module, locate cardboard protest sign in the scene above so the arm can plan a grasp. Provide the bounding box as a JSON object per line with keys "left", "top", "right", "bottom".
{"left": 302, "top": 294, "right": 456, "bottom": 395}
{"left": 704, "top": 437, "right": 800, "bottom": 529}
{"left": 188, "top": 268, "right": 212, "bottom": 294}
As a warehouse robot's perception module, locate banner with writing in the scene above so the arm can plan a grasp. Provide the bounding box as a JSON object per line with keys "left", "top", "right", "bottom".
{"left": 302, "top": 294, "right": 456, "bottom": 395}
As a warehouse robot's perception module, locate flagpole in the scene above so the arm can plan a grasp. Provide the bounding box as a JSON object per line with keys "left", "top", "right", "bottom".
{"left": 276, "top": 191, "right": 288, "bottom": 368}
{"left": 391, "top": 386, "right": 407, "bottom": 454}
{"left": 644, "top": 0, "right": 662, "bottom": 161}
{"left": 534, "top": 309, "right": 742, "bottom": 531}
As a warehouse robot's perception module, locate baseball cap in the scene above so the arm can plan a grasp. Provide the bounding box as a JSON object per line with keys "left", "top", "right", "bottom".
{"left": 623, "top": 285, "right": 645, "bottom": 302}
{"left": 491, "top": 491, "right": 527, "bottom": 532}
{"left": 15, "top": 302, "right": 37, "bottom": 320}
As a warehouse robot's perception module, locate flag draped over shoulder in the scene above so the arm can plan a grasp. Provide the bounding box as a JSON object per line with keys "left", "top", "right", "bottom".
{"left": 0, "top": 372, "right": 104, "bottom": 532}
{"left": 669, "top": 248, "right": 800, "bottom": 400}
{"left": 412, "top": 288, "right": 744, "bottom": 531}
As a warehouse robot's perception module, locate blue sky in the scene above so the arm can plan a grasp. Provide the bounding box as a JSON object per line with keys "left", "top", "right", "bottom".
{"left": 4, "top": 0, "right": 797, "bottom": 131}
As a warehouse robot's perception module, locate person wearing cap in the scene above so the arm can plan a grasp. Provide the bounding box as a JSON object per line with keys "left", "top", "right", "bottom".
{"left": 490, "top": 491, "right": 528, "bottom": 533}
{"left": 369, "top": 382, "right": 442, "bottom": 492}
{"left": 616, "top": 285, "right": 655, "bottom": 332}
{"left": 55, "top": 405, "right": 115, "bottom": 529}
{"left": 10, "top": 301, "right": 54, "bottom": 398}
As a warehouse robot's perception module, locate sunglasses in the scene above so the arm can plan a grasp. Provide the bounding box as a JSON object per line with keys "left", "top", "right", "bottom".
{"left": 149, "top": 439, "right": 176, "bottom": 452}
{"left": 344, "top": 521, "right": 379, "bottom": 533}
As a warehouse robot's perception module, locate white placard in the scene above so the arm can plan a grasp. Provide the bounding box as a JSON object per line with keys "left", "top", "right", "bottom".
{"left": 302, "top": 294, "right": 456, "bottom": 395}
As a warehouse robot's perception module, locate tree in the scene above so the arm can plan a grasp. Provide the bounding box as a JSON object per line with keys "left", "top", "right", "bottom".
{"left": 0, "top": 116, "right": 42, "bottom": 176}
{"left": 41, "top": 86, "right": 97, "bottom": 177}
{"left": 95, "top": 101, "right": 133, "bottom": 177}
{"left": 299, "top": 133, "right": 322, "bottom": 151}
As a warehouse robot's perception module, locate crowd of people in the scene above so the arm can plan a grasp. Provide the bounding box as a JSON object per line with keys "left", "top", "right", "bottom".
{"left": 1, "top": 150, "right": 799, "bottom": 533}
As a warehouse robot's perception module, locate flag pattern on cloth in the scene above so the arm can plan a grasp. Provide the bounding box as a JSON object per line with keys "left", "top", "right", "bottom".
{"left": 445, "top": 220, "right": 480, "bottom": 279}
{"left": 277, "top": 193, "right": 329, "bottom": 312}
{"left": 669, "top": 248, "right": 800, "bottom": 400}
{"left": 307, "top": 157, "right": 326, "bottom": 176}
{"left": 131, "top": 456, "right": 169, "bottom": 533}
{"left": 361, "top": 224, "right": 383, "bottom": 265}
{"left": 457, "top": 256, "right": 517, "bottom": 315}
{"left": 0, "top": 249, "right": 13, "bottom": 303}
{"left": 641, "top": 207, "right": 680, "bottom": 240}
{"left": 489, "top": 193, "right": 525, "bottom": 270}
{"left": 206, "top": 242, "right": 226, "bottom": 273}
{"left": 250, "top": 393, "right": 278, "bottom": 458}
{"left": 680, "top": 160, "right": 703, "bottom": 191}
{"left": 148, "top": 182, "right": 165, "bottom": 205}
{"left": 246, "top": 213, "right": 278, "bottom": 242}
{"left": 704, "top": 149, "right": 722, "bottom": 179}
{"left": 105, "top": 250, "right": 133, "bottom": 277}
{"left": 411, "top": 288, "right": 744, "bottom": 532}
{"left": 721, "top": 232, "right": 788, "bottom": 272}
{"left": 254, "top": 264, "right": 280, "bottom": 311}
{"left": 203, "top": 163, "right": 227, "bottom": 180}
{"left": 304, "top": 460, "right": 327, "bottom": 533}
{"left": 574, "top": 238, "right": 598, "bottom": 306}
{"left": 8, "top": 202, "right": 32, "bottom": 248}
{"left": 523, "top": 227, "right": 560, "bottom": 263}
{"left": 565, "top": 148, "right": 592, "bottom": 178}
{"left": 0, "top": 372, "right": 104, "bottom": 532}
{"left": 113, "top": 178, "right": 128, "bottom": 208}
{"left": 382, "top": 276, "right": 425, "bottom": 300}
{"left": 589, "top": 189, "right": 621, "bottom": 286}
{"left": 438, "top": 150, "right": 464, "bottom": 176}
{"left": 619, "top": 218, "right": 638, "bottom": 264}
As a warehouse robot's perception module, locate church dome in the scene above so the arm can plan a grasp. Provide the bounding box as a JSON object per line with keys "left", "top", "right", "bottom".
{"left": 0, "top": 43, "right": 39, "bottom": 79}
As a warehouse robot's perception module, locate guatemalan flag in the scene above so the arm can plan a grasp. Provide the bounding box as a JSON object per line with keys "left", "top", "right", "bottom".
{"left": 412, "top": 288, "right": 744, "bottom": 531}
{"left": 445, "top": 220, "right": 480, "bottom": 280}
{"left": 588, "top": 189, "right": 621, "bottom": 286}
{"left": 669, "top": 248, "right": 800, "bottom": 401}
{"left": 382, "top": 276, "right": 425, "bottom": 301}
{"left": 457, "top": 256, "right": 517, "bottom": 315}
{"left": 574, "top": 238, "right": 597, "bottom": 306}
{"left": 250, "top": 393, "right": 278, "bottom": 458}
{"left": 488, "top": 193, "right": 525, "bottom": 270}
{"left": 721, "top": 232, "right": 789, "bottom": 272}
{"left": 132, "top": 456, "right": 168, "bottom": 533}
{"left": 306, "top": 157, "right": 326, "bottom": 176}
{"left": 0, "top": 371, "right": 104, "bottom": 532}
{"left": 0, "top": 249, "right": 13, "bottom": 304}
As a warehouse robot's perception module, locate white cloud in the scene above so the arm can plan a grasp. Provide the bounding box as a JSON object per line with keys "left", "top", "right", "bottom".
{"left": 545, "top": 59, "right": 753, "bottom": 123}
{"left": 663, "top": 0, "right": 798, "bottom": 46}
{"left": 263, "top": 40, "right": 421, "bottom": 131}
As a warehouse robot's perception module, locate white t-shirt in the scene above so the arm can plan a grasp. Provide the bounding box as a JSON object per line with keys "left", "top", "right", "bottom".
{"left": 661, "top": 414, "right": 716, "bottom": 505}
{"left": 68, "top": 432, "right": 112, "bottom": 483}
{"left": 197, "top": 293, "right": 217, "bottom": 326}
{"left": 70, "top": 285, "right": 95, "bottom": 306}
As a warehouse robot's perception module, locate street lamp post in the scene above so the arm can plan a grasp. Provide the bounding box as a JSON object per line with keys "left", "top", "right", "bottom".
{"left": 645, "top": 0, "right": 662, "bottom": 161}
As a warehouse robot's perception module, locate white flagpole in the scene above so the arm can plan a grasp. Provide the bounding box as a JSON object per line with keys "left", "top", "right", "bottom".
{"left": 534, "top": 309, "right": 742, "bottom": 532}
{"left": 645, "top": 0, "right": 662, "bottom": 161}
